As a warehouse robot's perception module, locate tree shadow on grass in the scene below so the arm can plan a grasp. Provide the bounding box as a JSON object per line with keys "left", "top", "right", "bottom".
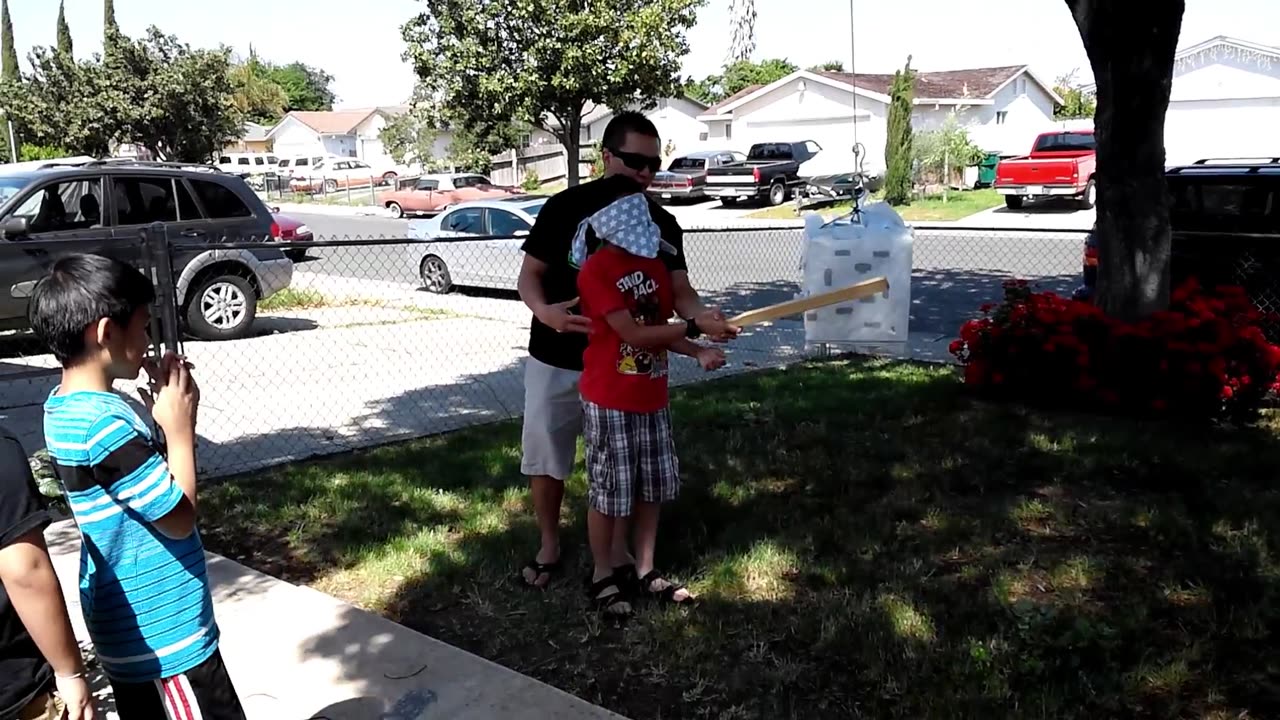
{"left": 199, "top": 358, "right": 1280, "bottom": 720}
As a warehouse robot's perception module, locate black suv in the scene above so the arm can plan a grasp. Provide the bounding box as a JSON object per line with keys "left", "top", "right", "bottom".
{"left": 0, "top": 159, "right": 294, "bottom": 341}
{"left": 1073, "top": 158, "right": 1280, "bottom": 330}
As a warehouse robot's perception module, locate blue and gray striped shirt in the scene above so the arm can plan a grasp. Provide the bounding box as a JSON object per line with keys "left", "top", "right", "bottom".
{"left": 43, "top": 389, "right": 218, "bottom": 682}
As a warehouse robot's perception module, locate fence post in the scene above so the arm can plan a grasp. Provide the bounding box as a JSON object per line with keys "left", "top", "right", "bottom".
{"left": 142, "top": 222, "right": 184, "bottom": 358}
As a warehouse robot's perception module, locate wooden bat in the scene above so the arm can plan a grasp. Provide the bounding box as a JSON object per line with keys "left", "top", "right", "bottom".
{"left": 727, "top": 277, "right": 889, "bottom": 326}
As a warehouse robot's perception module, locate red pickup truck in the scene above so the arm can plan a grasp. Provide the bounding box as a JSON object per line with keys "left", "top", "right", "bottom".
{"left": 994, "top": 130, "right": 1097, "bottom": 210}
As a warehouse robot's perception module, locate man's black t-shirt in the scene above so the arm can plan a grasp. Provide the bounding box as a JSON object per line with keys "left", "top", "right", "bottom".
{"left": 0, "top": 427, "right": 55, "bottom": 718}
{"left": 522, "top": 175, "right": 688, "bottom": 372}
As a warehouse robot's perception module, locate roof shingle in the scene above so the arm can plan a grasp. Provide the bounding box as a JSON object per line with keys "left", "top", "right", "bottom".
{"left": 820, "top": 65, "right": 1027, "bottom": 100}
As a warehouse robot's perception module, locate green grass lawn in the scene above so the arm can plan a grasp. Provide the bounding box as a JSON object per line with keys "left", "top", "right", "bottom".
{"left": 199, "top": 359, "right": 1279, "bottom": 719}
{"left": 748, "top": 188, "right": 1003, "bottom": 222}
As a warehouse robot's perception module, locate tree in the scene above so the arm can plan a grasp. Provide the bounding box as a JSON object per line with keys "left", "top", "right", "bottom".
{"left": 913, "top": 114, "right": 984, "bottom": 185}
{"left": 809, "top": 60, "right": 845, "bottom": 73}
{"left": 684, "top": 57, "right": 797, "bottom": 105}
{"left": 56, "top": 0, "right": 74, "bottom": 56}
{"left": 263, "top": 62, "right": 336, "bottom": 112}
{"left": 230, "top": 53, "right": 288, "bottom": 124}
{"left": 2, "top": 0, "right": 18, "bottom": 82}
{"left": 1053, "top": 69, "right": 1096, "bottom": 120}
{"left": 0, "top": 48, "right": 124, "bottom": 157}
{"left": 381, "top": 86, "right": 523, "bottom": 173}
{"left": 1065, "top": 0, "right": 1184, "bottom": 319}
{"left": 403, "top": 0, "right": 702, "bottom": 187}
{"left": 107, "top": 28, "right": 241, "bottom": 161}
{"left": 883, "top": 56, "right": 915, "bottom": 205}
{"left": 104, "top": 0, "right": 117, "bottom": 36}
{"left": 727, "top": 0, "right": 755, "bottom": 63}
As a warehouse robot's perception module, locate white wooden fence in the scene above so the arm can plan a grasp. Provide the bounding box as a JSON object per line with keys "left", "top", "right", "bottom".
{"left": 489, "top": 144, "right": 595, "bottom": 186}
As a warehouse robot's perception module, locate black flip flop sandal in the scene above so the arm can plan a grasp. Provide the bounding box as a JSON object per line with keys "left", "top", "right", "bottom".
{"left": 519, "top": 558, "right": 562, "bottom": 588}
{"left": 587, "top": 575, "right": 634, "bottom": 617}
{"left": 638, "top": 569, "right": 695, "bottom": 605}
{"left": 612, "top": 562, "right": 640, "bottom": 595}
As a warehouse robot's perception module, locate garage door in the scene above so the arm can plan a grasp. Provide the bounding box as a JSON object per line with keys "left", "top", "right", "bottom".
{"left": 1165, "top": 98, "right": 1280, "bottom": 166}
{"left": 742, "top": 116, "right": 883, "bottom": 174}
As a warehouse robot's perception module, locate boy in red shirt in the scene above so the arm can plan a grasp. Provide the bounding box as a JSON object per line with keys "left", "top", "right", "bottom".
{"left": 573, "top": 193, "right": 726, "bottom": 616}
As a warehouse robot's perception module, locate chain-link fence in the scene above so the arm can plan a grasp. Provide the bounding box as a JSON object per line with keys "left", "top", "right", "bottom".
{"left": 1, "top": 224, "right": 1091, "bottom": 478}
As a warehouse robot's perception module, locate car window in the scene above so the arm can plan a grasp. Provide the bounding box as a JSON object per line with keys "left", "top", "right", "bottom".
{"left": 1170, "top": 178, "right": 1279, "bottom": 233}
{"left": 267, "top": 156, "right": 278, "bottom": 164}
{"left": 0, "top": 176, "right": 32, "bottom": 205}
{"left": 668, "top": 157, "right": 705, "bottom": 171}
{"left": 351, "top": 161, "right": 370, "bottom": 170}
{"left": 190, "top": 179, "right": 253, "bottom": 219}
{"left": 415, "top": 179, "right": 439, "bottom": 191}
{"left": 296, "top": 158, "right": 309, "bottom": 167}
{"left": 253, "top": 157, "right": 265, "bottom": 166}
{"left": 9, "top": 178, "right": 104, "bottom": 234}
{"left": 805, "top": 141, "right": 822, "bottom": 155}
{"left": 488, "top": 209, "right": 529, "bottom": 236}
{"left": 1034, "top": 132, "right": 1096, "bottom": 152}
{"left": 278, "top": 159, "right": 291, "bottom": 169}
{"left": 524, "top": 201, "right": 545, "bottom": 218}
{"left": 443, "top": 207, "right": 484, "bottom": 234}
{"left": 175, "top": 181, "right": 202, "bottom": 221}
{"left": 113, "top": 177, "right": 178, "bottom": 226}
{"left": 237, "top": 157, "right": 250, "bottom": 166}
{"left": 218, "top": 156, "right": 231, "bottom": 165}
{"left": 455, "top": 175, "right": 487, "bottom": 188}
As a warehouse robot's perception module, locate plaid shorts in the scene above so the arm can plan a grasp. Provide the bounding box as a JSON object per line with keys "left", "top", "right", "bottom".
{"left": 582, "top": 400, "right": 680, "bottom": 517}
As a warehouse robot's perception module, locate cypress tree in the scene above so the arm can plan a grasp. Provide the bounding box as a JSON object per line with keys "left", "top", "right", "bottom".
{"left": 883, "top": 56, "right": 916, "bottom": 206}
{"left": 1, "top": 0, "right": 18, "bottom": 83}
{"left": 57, "top": 0, "right": 74, "bottom": 56}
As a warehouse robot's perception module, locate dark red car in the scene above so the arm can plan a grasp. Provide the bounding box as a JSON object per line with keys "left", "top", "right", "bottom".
{"left": 270, "top": 209, "right": 313, "bottom": 261}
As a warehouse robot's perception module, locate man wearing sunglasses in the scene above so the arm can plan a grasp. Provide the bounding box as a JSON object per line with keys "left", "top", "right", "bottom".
{"left": 516, "top": 111, "right": 739, "bottom": 591}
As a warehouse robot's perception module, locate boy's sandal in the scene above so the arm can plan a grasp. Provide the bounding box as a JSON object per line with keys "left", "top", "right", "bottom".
{"left": 612, "top": 562, "right": 640, "bottom": 595}
{"left": 587, "top": 575, "right": 634, "bottom": 617}
{"left": 639, "top": 569, "right": 695, "bottom": 605}
{"left": 519, "top": 558, "right": 563, "bottom": 588}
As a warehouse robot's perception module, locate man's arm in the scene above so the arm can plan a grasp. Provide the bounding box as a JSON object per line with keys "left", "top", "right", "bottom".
{"left": 0, "top": 530, "right": 85, "bottom": 679}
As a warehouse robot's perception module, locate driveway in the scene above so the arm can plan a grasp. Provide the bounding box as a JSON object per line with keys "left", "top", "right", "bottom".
{"left": 958, "top": 198, "right": 1095, "bottom": 230}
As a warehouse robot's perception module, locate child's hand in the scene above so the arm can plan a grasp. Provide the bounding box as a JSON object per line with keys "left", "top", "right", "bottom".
{"left": 142, "top": 352, "right": 200, "bottom": 442}
{"left": 695, "top": 346, "right": 726, "bottom": 371}
{"left": 694, "top": 308, "right": 741, "bottom": 342}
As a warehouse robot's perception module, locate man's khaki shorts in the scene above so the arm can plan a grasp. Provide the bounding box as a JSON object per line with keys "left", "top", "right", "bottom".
{"left": 19, "top": 692, "right": 65, "bottom": 720}
{"left": 521, "top": 357, "right": 583, "bottom": 481}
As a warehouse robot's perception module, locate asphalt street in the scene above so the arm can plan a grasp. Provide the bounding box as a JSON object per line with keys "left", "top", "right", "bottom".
{"left": 286, "top": 212, "right": 1088, "bottom": 338}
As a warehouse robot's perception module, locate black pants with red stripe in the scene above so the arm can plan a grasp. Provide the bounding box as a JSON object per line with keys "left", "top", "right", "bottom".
{"left": 110, "top": 649, "right": 246, "bottom": 720}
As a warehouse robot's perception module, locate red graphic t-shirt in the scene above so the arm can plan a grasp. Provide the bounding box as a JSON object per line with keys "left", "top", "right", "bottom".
{"left": 577, "top": 246, "right": 676, "bottom": 413}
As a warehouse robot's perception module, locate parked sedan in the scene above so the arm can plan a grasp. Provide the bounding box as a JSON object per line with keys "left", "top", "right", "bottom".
{"left": 378, "top": 173, "right": 521, "bottom": 218}
{"left": 647, "top": 150, "right": 745, "bottom": 203}
{"left": 406, "top": 196, "right": 547, "bottom": 293}
{"left": 288, "top": 159, "right": 401, "bottom": 194}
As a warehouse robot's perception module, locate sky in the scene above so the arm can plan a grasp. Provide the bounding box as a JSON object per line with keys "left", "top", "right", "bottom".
{"left": 8, "top": 0, "right": 1280, "bottom": 110}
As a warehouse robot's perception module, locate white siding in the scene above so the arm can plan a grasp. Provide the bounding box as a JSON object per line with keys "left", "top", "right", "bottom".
{"left": 269, "top": 117, "right": 326, "bottom": 161}
{"left": 577, "top": 98, "right": 711, "bottom": 159}
{"left": 730, "top": 78, "right": 888, "bottom": 173}
{"left": 323, "top": 135, "right": 357, "bottom": 157}
{"left": 1163, "top": 42, "right": 1280, "bottom": 165}
{"left": 965, "top": 74, "right": 1058, "bottom": 155}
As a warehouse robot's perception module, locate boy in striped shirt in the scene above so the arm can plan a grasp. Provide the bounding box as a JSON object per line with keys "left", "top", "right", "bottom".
{"left": 30, "top": 254, "right": 245, "bottom": 720}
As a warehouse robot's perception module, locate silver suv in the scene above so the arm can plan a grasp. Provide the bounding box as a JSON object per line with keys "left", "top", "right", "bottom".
{"left": 0, "top": 159, "right": 293, "bottom": 341}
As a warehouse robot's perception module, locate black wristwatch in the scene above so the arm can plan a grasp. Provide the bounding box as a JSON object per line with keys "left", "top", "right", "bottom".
{"left": 683, "top": 317, "right": 702, "bottom": 339}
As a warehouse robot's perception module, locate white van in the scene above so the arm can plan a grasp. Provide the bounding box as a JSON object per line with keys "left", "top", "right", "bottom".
{"left": 217, "top": 152, "right": 279, "bottom": 175}
{"left": 276, "top": 155, "right": 335, "bottom": 178}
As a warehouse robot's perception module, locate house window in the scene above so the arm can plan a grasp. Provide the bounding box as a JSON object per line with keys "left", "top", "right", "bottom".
{"left": 699, "top": 131, "right": 709, "bottom": 142}
{"left": 995, "top": 111, "right": 1008, "bottom": 125}
{"left": 519, "top": 132, "right": 532, "bottom": 148}
{"left": 1016, "top": 78, "right": 1027, "bottom": 95}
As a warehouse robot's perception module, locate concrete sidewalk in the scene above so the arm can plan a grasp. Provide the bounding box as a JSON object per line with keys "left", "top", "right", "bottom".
{"left": 45, "top": 520, "right": 625, "bottom": 720}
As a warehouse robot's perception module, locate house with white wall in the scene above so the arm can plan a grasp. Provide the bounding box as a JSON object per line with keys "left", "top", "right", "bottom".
{"left": 537, "top": 96, "right": 710, "bottom": 158}
{"left": 1082, "top": 36, "right": 1280, "bottom": 166}
{"left": 697, "top": 66, "right": 1061, "bottom": 174}
{"left": 265, "top": 107, "right": 447, "bottom": 167}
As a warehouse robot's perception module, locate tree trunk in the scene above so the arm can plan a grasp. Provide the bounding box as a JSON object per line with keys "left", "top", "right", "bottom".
{"left": 1066, "top": 0, "right": 1185, "bottom": 320}
{"left": 564, "top": 114, "right": 583, "bottom": 188}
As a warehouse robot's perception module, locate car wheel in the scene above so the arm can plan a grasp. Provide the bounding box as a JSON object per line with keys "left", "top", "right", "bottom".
{"left": 186, "top": 273, "right": 257, "bottom": 341}
{"left": 382, "top": 172, "right": 399, "bottom": 185}
{"left": 388, "top": 202, "right": 404, "bottom": 219}
{"left": 322, "top": 179, "right": 339, "bottom": 194}
{"left": 420, "top": 255, "right": 453, "bottom": 294}
{"left": 768, "top": 182, "right": 788, "bottom": 206}
{"left": 1004, "top": 195, "right": 1025, "bottom": 210}
{"left": 1079, "top": 179, "right": 1097, "bottom": 210}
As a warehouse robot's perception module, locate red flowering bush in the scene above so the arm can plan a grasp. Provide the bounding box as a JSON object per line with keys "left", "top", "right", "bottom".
{"left": 950, "top": 278, "right": 1280, "bottom": 421}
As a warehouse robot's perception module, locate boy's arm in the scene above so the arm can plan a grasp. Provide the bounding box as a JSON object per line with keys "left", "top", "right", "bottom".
{"left": 0, "top": 431, "right": 85, "bottom": 679}
{"left": 88, "top": 414, "right": 195, "bottom": 540}
{"left": 669, "top": 338, "right": 704, "bottom": 358}
{"left": 603, "top": 310, "right": 689, "bottom": 349}
{"left": 0, "top": 530, "right": 86, "bottom": 679}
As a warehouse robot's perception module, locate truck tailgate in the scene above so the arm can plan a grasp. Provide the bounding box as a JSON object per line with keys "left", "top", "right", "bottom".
{"left": 996, "top": 157, "right": 1078, "bottom": 186}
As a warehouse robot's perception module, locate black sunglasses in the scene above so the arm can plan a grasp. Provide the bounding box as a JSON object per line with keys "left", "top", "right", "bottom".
{"left": 606, "top": 147, "right": 662, "bottom": 173}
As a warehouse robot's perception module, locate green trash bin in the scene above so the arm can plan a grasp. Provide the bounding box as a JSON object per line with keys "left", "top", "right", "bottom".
{"left": 977, "top": 152, "right": 1000, "bottom": 188}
